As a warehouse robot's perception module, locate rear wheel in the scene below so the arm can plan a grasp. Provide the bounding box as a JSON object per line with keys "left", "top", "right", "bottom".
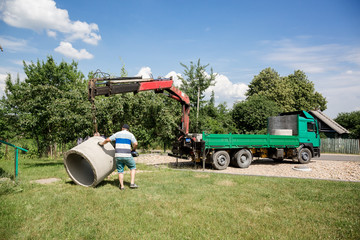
{"left": 298, "top": 148, "right": 312, "bottom": 164}
{"left": 212, "top": 151, "right": 230, "bottom": 170}
{"left": 233, "top": 149, "right": 252, "bottom": 168}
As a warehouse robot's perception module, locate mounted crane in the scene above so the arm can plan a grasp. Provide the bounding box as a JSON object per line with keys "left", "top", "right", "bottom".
{"left": 88, "top": 73, "right": 197, "bottom": 158}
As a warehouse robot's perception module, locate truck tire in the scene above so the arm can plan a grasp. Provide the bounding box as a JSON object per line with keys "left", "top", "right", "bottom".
{"left": 212, "top": 151, "right": 230, "bottom": 170}
{"left": 298, "top": 148, "right": 312, "bottom": 164}
{"left": 233, "top": 149, "right": 252, "bottom": 168}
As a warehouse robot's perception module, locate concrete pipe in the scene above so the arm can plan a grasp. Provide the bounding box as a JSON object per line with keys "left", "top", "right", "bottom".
{"left": 270, "top": 129, "right": 293, "bottom": 136}
{"left": 64, "top": 136, "right": 115, "bottom": 187}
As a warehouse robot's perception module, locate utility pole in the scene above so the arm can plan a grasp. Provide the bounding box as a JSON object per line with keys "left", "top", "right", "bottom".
{"left": 196, "top": 85, "right": 200, "bottom": 132}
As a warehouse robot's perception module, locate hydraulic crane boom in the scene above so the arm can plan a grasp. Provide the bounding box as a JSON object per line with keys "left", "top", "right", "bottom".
{"left": 88, "top": 75, "right": 190, "bottom": 135}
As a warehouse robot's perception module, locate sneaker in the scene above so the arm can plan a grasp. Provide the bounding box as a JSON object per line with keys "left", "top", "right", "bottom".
{"left": 130, "top": 184, "right": 138, "bottom": 189}
{"left": 119, "top": 185, "right": 125, "bottom": 190}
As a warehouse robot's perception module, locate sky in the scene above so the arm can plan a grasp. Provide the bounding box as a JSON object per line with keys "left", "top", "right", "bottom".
{"left": 0, "top": 0, "right": 359, "bottom": 118}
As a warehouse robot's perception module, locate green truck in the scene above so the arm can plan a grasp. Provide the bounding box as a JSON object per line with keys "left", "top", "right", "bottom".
{"left": 183, "top": 111, "right": 321, "bottom": 170}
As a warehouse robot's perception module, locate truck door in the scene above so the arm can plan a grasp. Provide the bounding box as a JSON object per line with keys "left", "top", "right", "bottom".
{"left": 304, "top": 120, "right": 320, "bottom": 147}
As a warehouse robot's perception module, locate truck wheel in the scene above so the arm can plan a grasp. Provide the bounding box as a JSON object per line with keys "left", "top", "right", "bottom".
{"left": 233, "top": 149, "right": 252, "bottom": 168}
{"left": 298, "top": 148, "right": 312, "bottom": 164}
{"left": 212, "top": 151, "right": 230, "bottom": 170}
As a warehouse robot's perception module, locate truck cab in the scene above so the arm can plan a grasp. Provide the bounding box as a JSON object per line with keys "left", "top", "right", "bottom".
{"left": 278, "top": 111, "right": 320, "bottom": 158}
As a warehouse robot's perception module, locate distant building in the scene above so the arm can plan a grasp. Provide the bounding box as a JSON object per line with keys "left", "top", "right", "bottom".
{"left": 309, "top": 110, "right": 350, "bottom": 138}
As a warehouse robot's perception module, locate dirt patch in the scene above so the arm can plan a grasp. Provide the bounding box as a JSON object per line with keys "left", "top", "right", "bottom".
{"left": 215, "top": 180, "right": 236, "bottom": 186}
{"left": 136, "top": 154, "right": 360, "bottom": 182}
{"left": 30, "top": 178, "right": 61, "bottom": 184}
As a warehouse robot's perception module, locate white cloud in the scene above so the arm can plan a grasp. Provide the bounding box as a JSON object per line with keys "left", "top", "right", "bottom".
{"left": 206, "top": 74, "right": 248, "bottom": 104}
{"left": 168, "top": 70, "right": 248, "bottom": 105}
{"left": 133, "top": 67, "right": 248, "bottom": 106}
{"left": 47, "top": 30, "right": 57, "bottom": 38}
{"left": 165, "top": 71, "right": 182, "bottom": 87}
{"left": 0, "top": 36, "right": 35, "bottom": 52}
{"left": 54, "top": 41, "right": 93, "bottom": 60}
{"left": 0, "top": 67, "right": 26, "bottom": 97}
{"left": 0, "top": 73, "right": 7, "bottom": 97}
{"left": 0, "top": 0, "right": 101, "bottom": 45}
{"left": 136, "top": 67, "right": 153, "bottom": 78}
{"left": 262, "top": 39, "right": 360, "bottom": 74}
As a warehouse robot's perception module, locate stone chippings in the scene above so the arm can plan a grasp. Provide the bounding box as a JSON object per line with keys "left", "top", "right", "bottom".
{"left": 136, "top": 154, "right": 360, "bottom": 182}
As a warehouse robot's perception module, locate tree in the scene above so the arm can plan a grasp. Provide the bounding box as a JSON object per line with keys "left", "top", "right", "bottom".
{"left": 179, "top": 59, "right": 216, "bottom": 132}
{"left": 334, "top": 111, "right": 360, "bottom": 139}
{"left": 286, "top": 70, "right": 327, "bottom": 111}
{"left": 4, "top": 56, "right": 91, "bottom": 156}
{"left": 232, "top": 95, "right": 282, "bottom": 134}
{"left": 246, "top": 67, "right": 281, "bottom": 97}
{"left": 201, "top": 102, "right": 237, "bottom": 134}
{"left": 246, "top": 68, "right": 327, "bottom": 112}
{"left": 0, "top": 75, "right": 20, "bottom": 141}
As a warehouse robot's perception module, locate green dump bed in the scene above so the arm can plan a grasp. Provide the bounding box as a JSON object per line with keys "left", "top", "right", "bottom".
{"left": 203, "top": 133, "right": 300, "bottom": 149}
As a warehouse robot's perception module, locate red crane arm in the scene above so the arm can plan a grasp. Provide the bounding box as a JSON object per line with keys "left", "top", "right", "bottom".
{"left": 88, "top": 77, "right": 190, "bottom": 134}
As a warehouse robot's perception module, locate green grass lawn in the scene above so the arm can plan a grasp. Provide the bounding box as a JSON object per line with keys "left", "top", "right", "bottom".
{"left": 1, "top": 156, "right": 359, "bottom": 240}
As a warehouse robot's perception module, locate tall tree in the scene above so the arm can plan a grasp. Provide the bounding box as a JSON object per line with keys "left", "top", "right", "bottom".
{"left": 286, "top": 70, "right": 327, "bottom": 111}
{"left": 246, "top": 68, "right": 327, "bottom": 112}
{"left": 179, "top": 59, "right": 216, "bottom": 108}
{"left": 4, "top": 56, "right": 91, "bottom": 156}
{"left": 179, "top": 59, "right": 216, "bottom": 132}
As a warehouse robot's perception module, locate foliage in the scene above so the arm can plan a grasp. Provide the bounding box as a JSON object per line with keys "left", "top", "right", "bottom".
{"left": 334, "top": 111, "right": 360, "bottom": 138}
{"left": 201, "top": 92, "right": 237, "bottom": 133}
{"left": 0, "top": 97, "right": 19, "bottom": 141}
{"left": 3, "top": 56, "right": 92, "bottom": 156}
{"left": 246, "top": 68, "right": 327, "bottom": 112}
{"left": 232, "top": 95, "right": 282, "bottom": 134}
{"left": 0, "top": 56, "right": 332, "bottom": 154}
{"left": 179, "top": 59, "right": 216, "bottom": 108}
{"left": 179, "top": 59, "right": 216, "bottom": 132}
{"left": 94, "top": 92, "right": 181, "bottom": 149}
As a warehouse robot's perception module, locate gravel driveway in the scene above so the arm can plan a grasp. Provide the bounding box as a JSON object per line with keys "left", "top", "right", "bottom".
{"left": 136, "top": 154, "right": 360, "bottom": 182}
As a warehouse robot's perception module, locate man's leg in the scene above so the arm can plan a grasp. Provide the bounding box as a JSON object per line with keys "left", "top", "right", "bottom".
{"left": 130, "top": 169, "right": 136, "bottom": 185}
{"left": 116, "top": 158, "right": 125, "bottom": 189}
{"left": 119, "top": 173, "right": 124, "bottom": 189}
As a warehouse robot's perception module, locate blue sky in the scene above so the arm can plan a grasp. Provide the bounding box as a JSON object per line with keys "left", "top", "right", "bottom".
{"left": 1, "top": 0, "right": 359, "bottom": 118}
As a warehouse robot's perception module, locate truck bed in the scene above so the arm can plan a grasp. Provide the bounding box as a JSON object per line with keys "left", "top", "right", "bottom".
{"left": 203, "top": 133, "right": 300, "bottom": 149}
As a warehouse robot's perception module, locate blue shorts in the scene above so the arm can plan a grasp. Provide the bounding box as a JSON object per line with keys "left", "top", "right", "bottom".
{"left": 115, "top": 157, "right": 136, "bottom": 173}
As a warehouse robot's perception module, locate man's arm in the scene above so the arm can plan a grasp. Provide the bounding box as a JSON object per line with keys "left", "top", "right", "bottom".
{"left": 98, "top": 138, "right": 111, "bottom": 146}
{"left": 132, "top": 142, "right": 138, "bottom": 151}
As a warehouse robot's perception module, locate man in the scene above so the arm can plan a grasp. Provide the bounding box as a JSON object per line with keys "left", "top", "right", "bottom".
{"left": 98, "top": 124, "right": 138, "bottom": 190}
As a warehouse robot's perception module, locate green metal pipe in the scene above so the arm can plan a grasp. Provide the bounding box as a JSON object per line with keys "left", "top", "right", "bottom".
{"left": 15, "top": 148, "right": 18, "bottom": 180}
{"left": 0, "top": 140, "right": 28, "bottom": 181}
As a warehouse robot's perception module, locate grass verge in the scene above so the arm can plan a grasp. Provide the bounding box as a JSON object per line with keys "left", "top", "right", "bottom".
{"left": 1, "top": 156, "right": 359, "bottom": 239}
